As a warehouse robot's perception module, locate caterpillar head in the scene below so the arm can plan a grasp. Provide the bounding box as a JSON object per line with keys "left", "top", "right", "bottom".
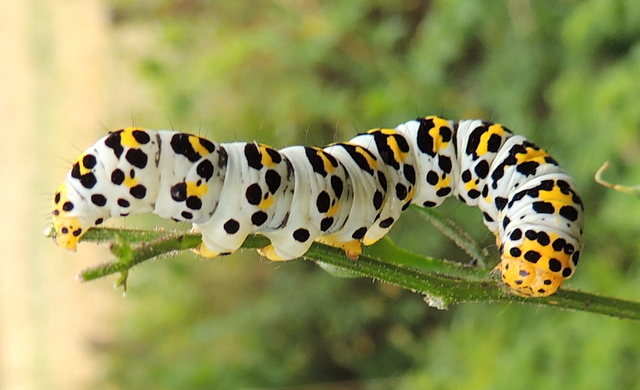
{"left": 51, "top": 181, "right": 106, "bottom": 250}
{"left": 499, "top": 227, "right": 579, "bottom": 297}
{"left": 500, "top": 257, "right": 564, "bottom": 297}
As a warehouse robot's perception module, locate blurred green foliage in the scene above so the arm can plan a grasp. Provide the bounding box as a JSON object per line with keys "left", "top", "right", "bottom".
{"left": 99, "top": 0, "right": 640, "bottom": 388}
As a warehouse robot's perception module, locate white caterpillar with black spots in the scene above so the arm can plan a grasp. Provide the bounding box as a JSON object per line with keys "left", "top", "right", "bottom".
{"left": 51, "top": 116, "right": 584, "bottom": 297}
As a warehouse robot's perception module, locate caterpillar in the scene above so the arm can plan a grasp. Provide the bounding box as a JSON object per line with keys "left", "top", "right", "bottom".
{"left": 51, "top": 116, "right": 584, "bottom": 297}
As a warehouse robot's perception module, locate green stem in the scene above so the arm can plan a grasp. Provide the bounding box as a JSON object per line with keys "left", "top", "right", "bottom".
{"left": 62, "top": 227, "right": 640, "bottom": 321}
{"left": 363, "top": 237, "right": 487, "bottom": 280}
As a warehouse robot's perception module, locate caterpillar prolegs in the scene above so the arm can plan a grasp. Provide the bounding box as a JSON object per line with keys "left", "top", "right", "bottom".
{"left": 51, "top": 116, "right": 584, "bottom": 297}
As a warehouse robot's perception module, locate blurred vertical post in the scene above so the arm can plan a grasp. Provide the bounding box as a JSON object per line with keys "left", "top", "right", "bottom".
{"left": 0, "top": 0, "right": 120, "bottom": 389}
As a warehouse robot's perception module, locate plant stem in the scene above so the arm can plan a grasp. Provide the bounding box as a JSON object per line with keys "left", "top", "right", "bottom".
{"left": 65, "top": 227, "right": 640, "bottom": 321}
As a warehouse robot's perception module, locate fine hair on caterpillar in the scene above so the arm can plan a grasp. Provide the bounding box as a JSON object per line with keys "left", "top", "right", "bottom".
{"left": 51, "top": 116, "right": 584, "bottom": 297}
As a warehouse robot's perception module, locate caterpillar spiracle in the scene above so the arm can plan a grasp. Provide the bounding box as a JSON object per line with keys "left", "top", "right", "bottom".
{"left": 51, "top": 116, "right": 584, "bottom": 297}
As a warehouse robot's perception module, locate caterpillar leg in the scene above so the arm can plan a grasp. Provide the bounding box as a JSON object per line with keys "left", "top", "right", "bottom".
{"left": 362, "top": 236, "right": 381, "bottom": 246}
{"left": 315, "top": 236, "right": 362, "bottom": 260}
{"left": 257, "top": 244, "right": 290, "bottom": 261}
{"left": 258, "top": 238, "right": 362, "bottom": 261}
{"left": 257, "top": 231, "right": 316, "bottom": 261}
{"left": 193, "top": 242, "right": 221, "bottom": 258}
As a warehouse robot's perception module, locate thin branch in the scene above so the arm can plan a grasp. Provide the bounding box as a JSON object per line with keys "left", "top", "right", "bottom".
{"left": 46, "top": 226, "right": 640, "bottom": 321}
{"left": 595, "top": 161, "right": 640, "bottom": 196}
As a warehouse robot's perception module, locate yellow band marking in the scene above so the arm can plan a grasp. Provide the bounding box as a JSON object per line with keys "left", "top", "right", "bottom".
{"left": 120, "top": 127, "right": 146, "bottom": 148}
{"left": 189, "top": 136, "right": 211, "bottom": 157}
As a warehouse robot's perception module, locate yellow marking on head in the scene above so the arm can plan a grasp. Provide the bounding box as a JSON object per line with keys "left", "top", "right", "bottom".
{"left": 189, "top": 135, "right": 212, "bottom": 157}
{"left": 120, "top": 127, "right": 146, "bottom": 148}
{"left": 52, "top": 216, "right": 85, "bottom": 250}
{"left": 186, "top": 181, "right": 209, "bottom": 197}
{"left": 500, "top": 231, "right": 574, "bottom": 297}
{"left": 500, "top": 259, "right": 562, "bottom": 297}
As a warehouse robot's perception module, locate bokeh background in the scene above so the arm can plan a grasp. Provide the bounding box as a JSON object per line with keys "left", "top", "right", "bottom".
{"left": 3, "top": 0, "right": 640, "bottom": 389}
